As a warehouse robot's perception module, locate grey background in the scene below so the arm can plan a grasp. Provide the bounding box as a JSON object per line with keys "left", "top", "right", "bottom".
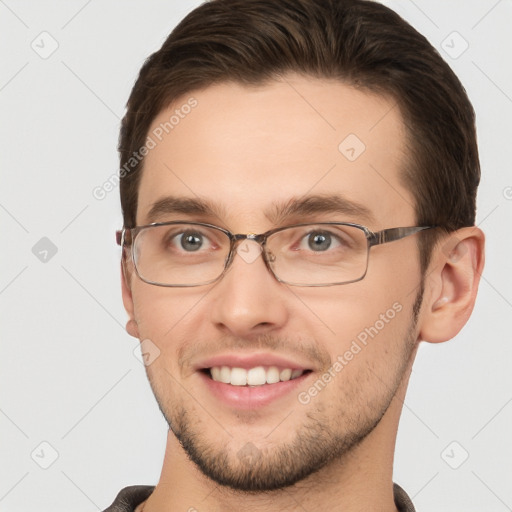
{"left": 1, "top": 1, "right": 511, "bottom": 511}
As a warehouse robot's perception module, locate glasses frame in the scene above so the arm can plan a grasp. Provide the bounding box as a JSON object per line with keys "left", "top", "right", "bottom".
{"left": 116, "top": 221, "right": 436, "bottom": 287}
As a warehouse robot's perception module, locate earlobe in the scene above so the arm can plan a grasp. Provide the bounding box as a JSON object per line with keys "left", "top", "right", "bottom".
{"left": 126, "top": 318, "right": 140, "bottom": 339}
{"left": 419, "top": 227, "right": 485, "bottom": 343}
{"left": 121, "top": 262, "right": 140, "bottom": 339}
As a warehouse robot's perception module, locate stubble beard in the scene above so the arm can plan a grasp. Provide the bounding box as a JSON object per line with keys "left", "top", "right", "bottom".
{"left": 148, "top": 288, "right": 423, "bottom": 492}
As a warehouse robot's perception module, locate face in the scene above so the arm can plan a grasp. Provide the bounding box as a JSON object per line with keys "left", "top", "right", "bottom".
{"left": 123, "top": 75, "right": 424, "bottom": 491}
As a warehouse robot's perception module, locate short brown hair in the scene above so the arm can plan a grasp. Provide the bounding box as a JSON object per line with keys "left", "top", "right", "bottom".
{"left": 119, "top": 0, "right": 480, "bottom": 272}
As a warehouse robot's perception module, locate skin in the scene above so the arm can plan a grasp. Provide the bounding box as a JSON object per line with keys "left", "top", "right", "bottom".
{"left": 121, "top": 74, "right": 485, "bottom": 511}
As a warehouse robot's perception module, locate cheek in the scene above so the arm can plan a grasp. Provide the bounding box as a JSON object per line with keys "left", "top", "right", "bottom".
{"left": 132, "top": 285, "right": 209, "bottom": 345}
{"left": 305, "top": 289, "right": 413, "bottom": 401}
{"left": 296, "top": 281, "right": 407, "bottom": 341}
{"left": 296, "top": 252, "right": 418, "bottom": 367}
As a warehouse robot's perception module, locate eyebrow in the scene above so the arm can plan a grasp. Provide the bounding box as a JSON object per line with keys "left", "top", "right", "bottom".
{"left": 266, "top": 194, "right": 376, "bottom": 225}
{"left": 143, "top": 194, "right": 375, "bottom": 226}
{"left": 144, "top": 196, "right": 227, "bottom": 224}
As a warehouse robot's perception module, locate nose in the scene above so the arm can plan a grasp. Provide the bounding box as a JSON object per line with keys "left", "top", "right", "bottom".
{"left": 208, "top": 240, "right": 289, "bottom": 338}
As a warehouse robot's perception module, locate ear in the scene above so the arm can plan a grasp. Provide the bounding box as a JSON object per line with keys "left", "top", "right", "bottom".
{"left": 419, "top": 227, "right": 485, "bottom": 343}
{"left": 121, "top": 260, "right": 140, "bottom": 339}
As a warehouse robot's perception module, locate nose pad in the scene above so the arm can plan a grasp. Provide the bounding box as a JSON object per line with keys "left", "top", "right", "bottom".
{"left": 235, "top": 239, "right": 263, "bottom": 264}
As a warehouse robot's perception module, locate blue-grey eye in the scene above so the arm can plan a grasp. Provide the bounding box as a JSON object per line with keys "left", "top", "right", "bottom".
{"left": 307, "top": 232, "right": 332, "bottom": 251}
{"left": 180, "top": 232, "right": 203, "bottom": 251}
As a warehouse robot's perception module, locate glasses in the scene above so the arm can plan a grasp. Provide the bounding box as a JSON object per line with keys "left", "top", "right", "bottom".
{"left": 116, "top": 221, "right": 435, "bottom": 287}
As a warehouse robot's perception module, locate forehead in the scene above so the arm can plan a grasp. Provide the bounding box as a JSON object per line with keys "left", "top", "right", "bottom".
{"left": 137, "top": 75, "right": 415, "bottom": 230}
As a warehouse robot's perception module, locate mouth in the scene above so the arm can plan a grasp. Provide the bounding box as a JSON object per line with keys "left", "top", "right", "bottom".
{"left": 195, "top": 352, "right": 315, "bottom": 409}
{"left": 201, "top": 365, "right": 312, "bottom": 386}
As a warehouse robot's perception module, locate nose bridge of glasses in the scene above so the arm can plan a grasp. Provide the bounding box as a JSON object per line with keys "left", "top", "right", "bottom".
{"left": 231, "top": 232, "right": 267, "bottom": 250}
{"left": 228, "top": 232, "right": 267, "bottom": 267}
{"left": 232, "top": 232, "right": 263, "bottom": 242}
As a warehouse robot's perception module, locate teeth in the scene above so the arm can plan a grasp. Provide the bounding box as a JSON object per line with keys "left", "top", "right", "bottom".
{"left": 279, "top": 368, "right": 292, "bottom": 381}
{"left": 219, "top": 366, "right": 231, "bottom": 384}
{"left": 291, "top": 369, "right": 303, "bottom": 379}
{"left": 211, "top": 367, "right": 221, "bottom": 381}
{"left": 230, "top": 367, "right": 248, "bottom": 386}
{"left": 266, "top": 366, "right": 280, "bottom": 384}
{"left": 247, "top": 367, "right": 266, "bottom": 386}
{"left": 209, "top": 365, "right": 305, "bottom": 386}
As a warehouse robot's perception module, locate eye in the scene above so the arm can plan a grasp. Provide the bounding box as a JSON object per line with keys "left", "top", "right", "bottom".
{"left": 299, "top": 230, "right": 342, "bottom": 252}
{"left": 168, "top": 230, "right": 213, "bottom": 252}
{"left": 179, "top": 232, "right": 203, "bottom": 251}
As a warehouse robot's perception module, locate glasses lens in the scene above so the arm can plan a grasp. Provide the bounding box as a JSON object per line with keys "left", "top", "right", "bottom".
{"left": 133, "top": 223, "right": 230, "bottom": 286}
{"left": 267, "top": 224, "right": 369, "bottom": 285}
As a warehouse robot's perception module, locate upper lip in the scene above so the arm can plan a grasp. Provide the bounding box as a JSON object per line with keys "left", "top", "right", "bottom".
{"left": 195, "top": 352, "right": 314, "bottom": 371}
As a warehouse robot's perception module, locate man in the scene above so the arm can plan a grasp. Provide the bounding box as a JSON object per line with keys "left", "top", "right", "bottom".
{"left": 106, "top": 0, "right": 484, "bottom": 510}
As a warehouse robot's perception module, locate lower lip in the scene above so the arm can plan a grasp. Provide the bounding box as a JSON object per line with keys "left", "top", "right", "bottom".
{"left": 198, "top": 371, "right": 311, "bottom": 410}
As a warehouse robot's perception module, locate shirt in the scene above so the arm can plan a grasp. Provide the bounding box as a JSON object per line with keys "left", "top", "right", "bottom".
{"left": 102, "top": 483, "right": 416, "bottom": 511}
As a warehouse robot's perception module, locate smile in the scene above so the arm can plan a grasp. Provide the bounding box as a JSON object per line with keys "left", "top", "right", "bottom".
{"left": 208, "top": 366, "right": 307, "bottom": 386}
